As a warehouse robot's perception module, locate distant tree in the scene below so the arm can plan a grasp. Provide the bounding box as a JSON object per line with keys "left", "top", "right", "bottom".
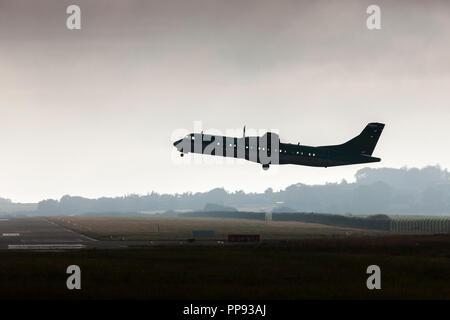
{"left": 37, "top": 199, "right": 60, "bottom": 214}
{"left": 26, "top": 165, "right": 450, "bottom": 216}
{"left": 0, "top": 197, "right": 12, "bottom": 204}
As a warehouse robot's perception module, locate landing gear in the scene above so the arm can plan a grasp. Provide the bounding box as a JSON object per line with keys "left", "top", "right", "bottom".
{"left": 262, "top": 164, "right": 270, "bottom": 170}
{"left": 180, "top": 153, "right": 184, "bottom": 157}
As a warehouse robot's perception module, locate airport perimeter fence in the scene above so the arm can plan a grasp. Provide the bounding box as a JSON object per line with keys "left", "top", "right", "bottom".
{"left": 390, "top": 216, "right": 450, "bottom": 234}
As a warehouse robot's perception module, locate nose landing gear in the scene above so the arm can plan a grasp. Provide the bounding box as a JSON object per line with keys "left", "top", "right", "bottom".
{"left": 262, "top": 164, "right": 270, "bottom": 170}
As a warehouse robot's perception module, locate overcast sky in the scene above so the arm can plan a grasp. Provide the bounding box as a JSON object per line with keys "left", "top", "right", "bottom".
{"left": 0, "top": 0, "right": 449, "bottom": 202}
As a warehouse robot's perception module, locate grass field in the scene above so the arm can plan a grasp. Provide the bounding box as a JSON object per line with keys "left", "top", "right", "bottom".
{"left": 0, "top": 234, "right": 449, "bottom": 299}
{"left": 49, "top": 216, "right": 386, "bottom": 240}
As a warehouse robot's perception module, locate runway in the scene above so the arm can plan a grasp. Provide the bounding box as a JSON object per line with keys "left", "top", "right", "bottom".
{"left": 0, "top": 217, "right": 90, "bottom": 250}
{"left": 0, "top": 217, "right": 220, "bottom": 250}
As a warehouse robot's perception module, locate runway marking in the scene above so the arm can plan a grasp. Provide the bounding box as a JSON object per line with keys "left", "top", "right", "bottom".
{"left": 8, "top": 244, "right": 86, "bottom": 250}
{"left": 46, "top": 219, "right": 98, "bottom": 242}
{"left": 2, "top": 233, "right": 20, "bottom": 237}
{"left": 62, "top": 227, "right": 99, "bottom": 241}
{"left": 0, "top": 219, "right": 9, "bottom": 221}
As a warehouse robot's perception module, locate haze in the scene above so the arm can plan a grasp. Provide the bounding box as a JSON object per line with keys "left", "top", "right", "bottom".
{"left": 0, "top": 0, "right": 449, "bottom": 202}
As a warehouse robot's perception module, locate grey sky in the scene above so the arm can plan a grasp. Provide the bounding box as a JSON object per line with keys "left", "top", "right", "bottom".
{"left": 0, "top": 0, "right": 449, "bottom": 202}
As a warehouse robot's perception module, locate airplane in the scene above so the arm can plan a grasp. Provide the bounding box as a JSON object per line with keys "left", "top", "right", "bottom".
{"left": 173, "top": 122, "right": 385, "bottom": 170}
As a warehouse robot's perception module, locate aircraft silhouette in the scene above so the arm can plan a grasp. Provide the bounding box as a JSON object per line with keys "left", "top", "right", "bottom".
{"left": 173, "top": 122, "right": 384, "bottom": 170}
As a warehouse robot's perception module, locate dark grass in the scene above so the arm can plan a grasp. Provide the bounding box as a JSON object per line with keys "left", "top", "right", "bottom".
{"left": 0, "top": 235, "right": 449, "bottom": 300}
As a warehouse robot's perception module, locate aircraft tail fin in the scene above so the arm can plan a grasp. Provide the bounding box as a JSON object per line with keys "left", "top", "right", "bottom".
{"left": 332, "top": 122, "right": 384, "bottom": 156}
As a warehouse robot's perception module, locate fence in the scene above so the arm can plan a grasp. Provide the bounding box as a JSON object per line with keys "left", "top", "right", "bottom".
{"left": 390, "top": 217, "right": 450, "bottom": 234}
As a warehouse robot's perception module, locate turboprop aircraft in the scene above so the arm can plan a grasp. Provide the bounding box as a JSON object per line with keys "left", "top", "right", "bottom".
{"left": 173, "top": 122, "right": 384, "bottom": 170}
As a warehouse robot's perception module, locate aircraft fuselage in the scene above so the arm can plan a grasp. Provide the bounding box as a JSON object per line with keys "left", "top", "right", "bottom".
{"left": 173, "top": 130, "right": 381, "bottom": 169}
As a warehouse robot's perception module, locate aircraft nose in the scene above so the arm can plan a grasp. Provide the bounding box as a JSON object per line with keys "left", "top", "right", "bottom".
{"left": 173, "top": 139, "right": 182, "bottom": 147}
